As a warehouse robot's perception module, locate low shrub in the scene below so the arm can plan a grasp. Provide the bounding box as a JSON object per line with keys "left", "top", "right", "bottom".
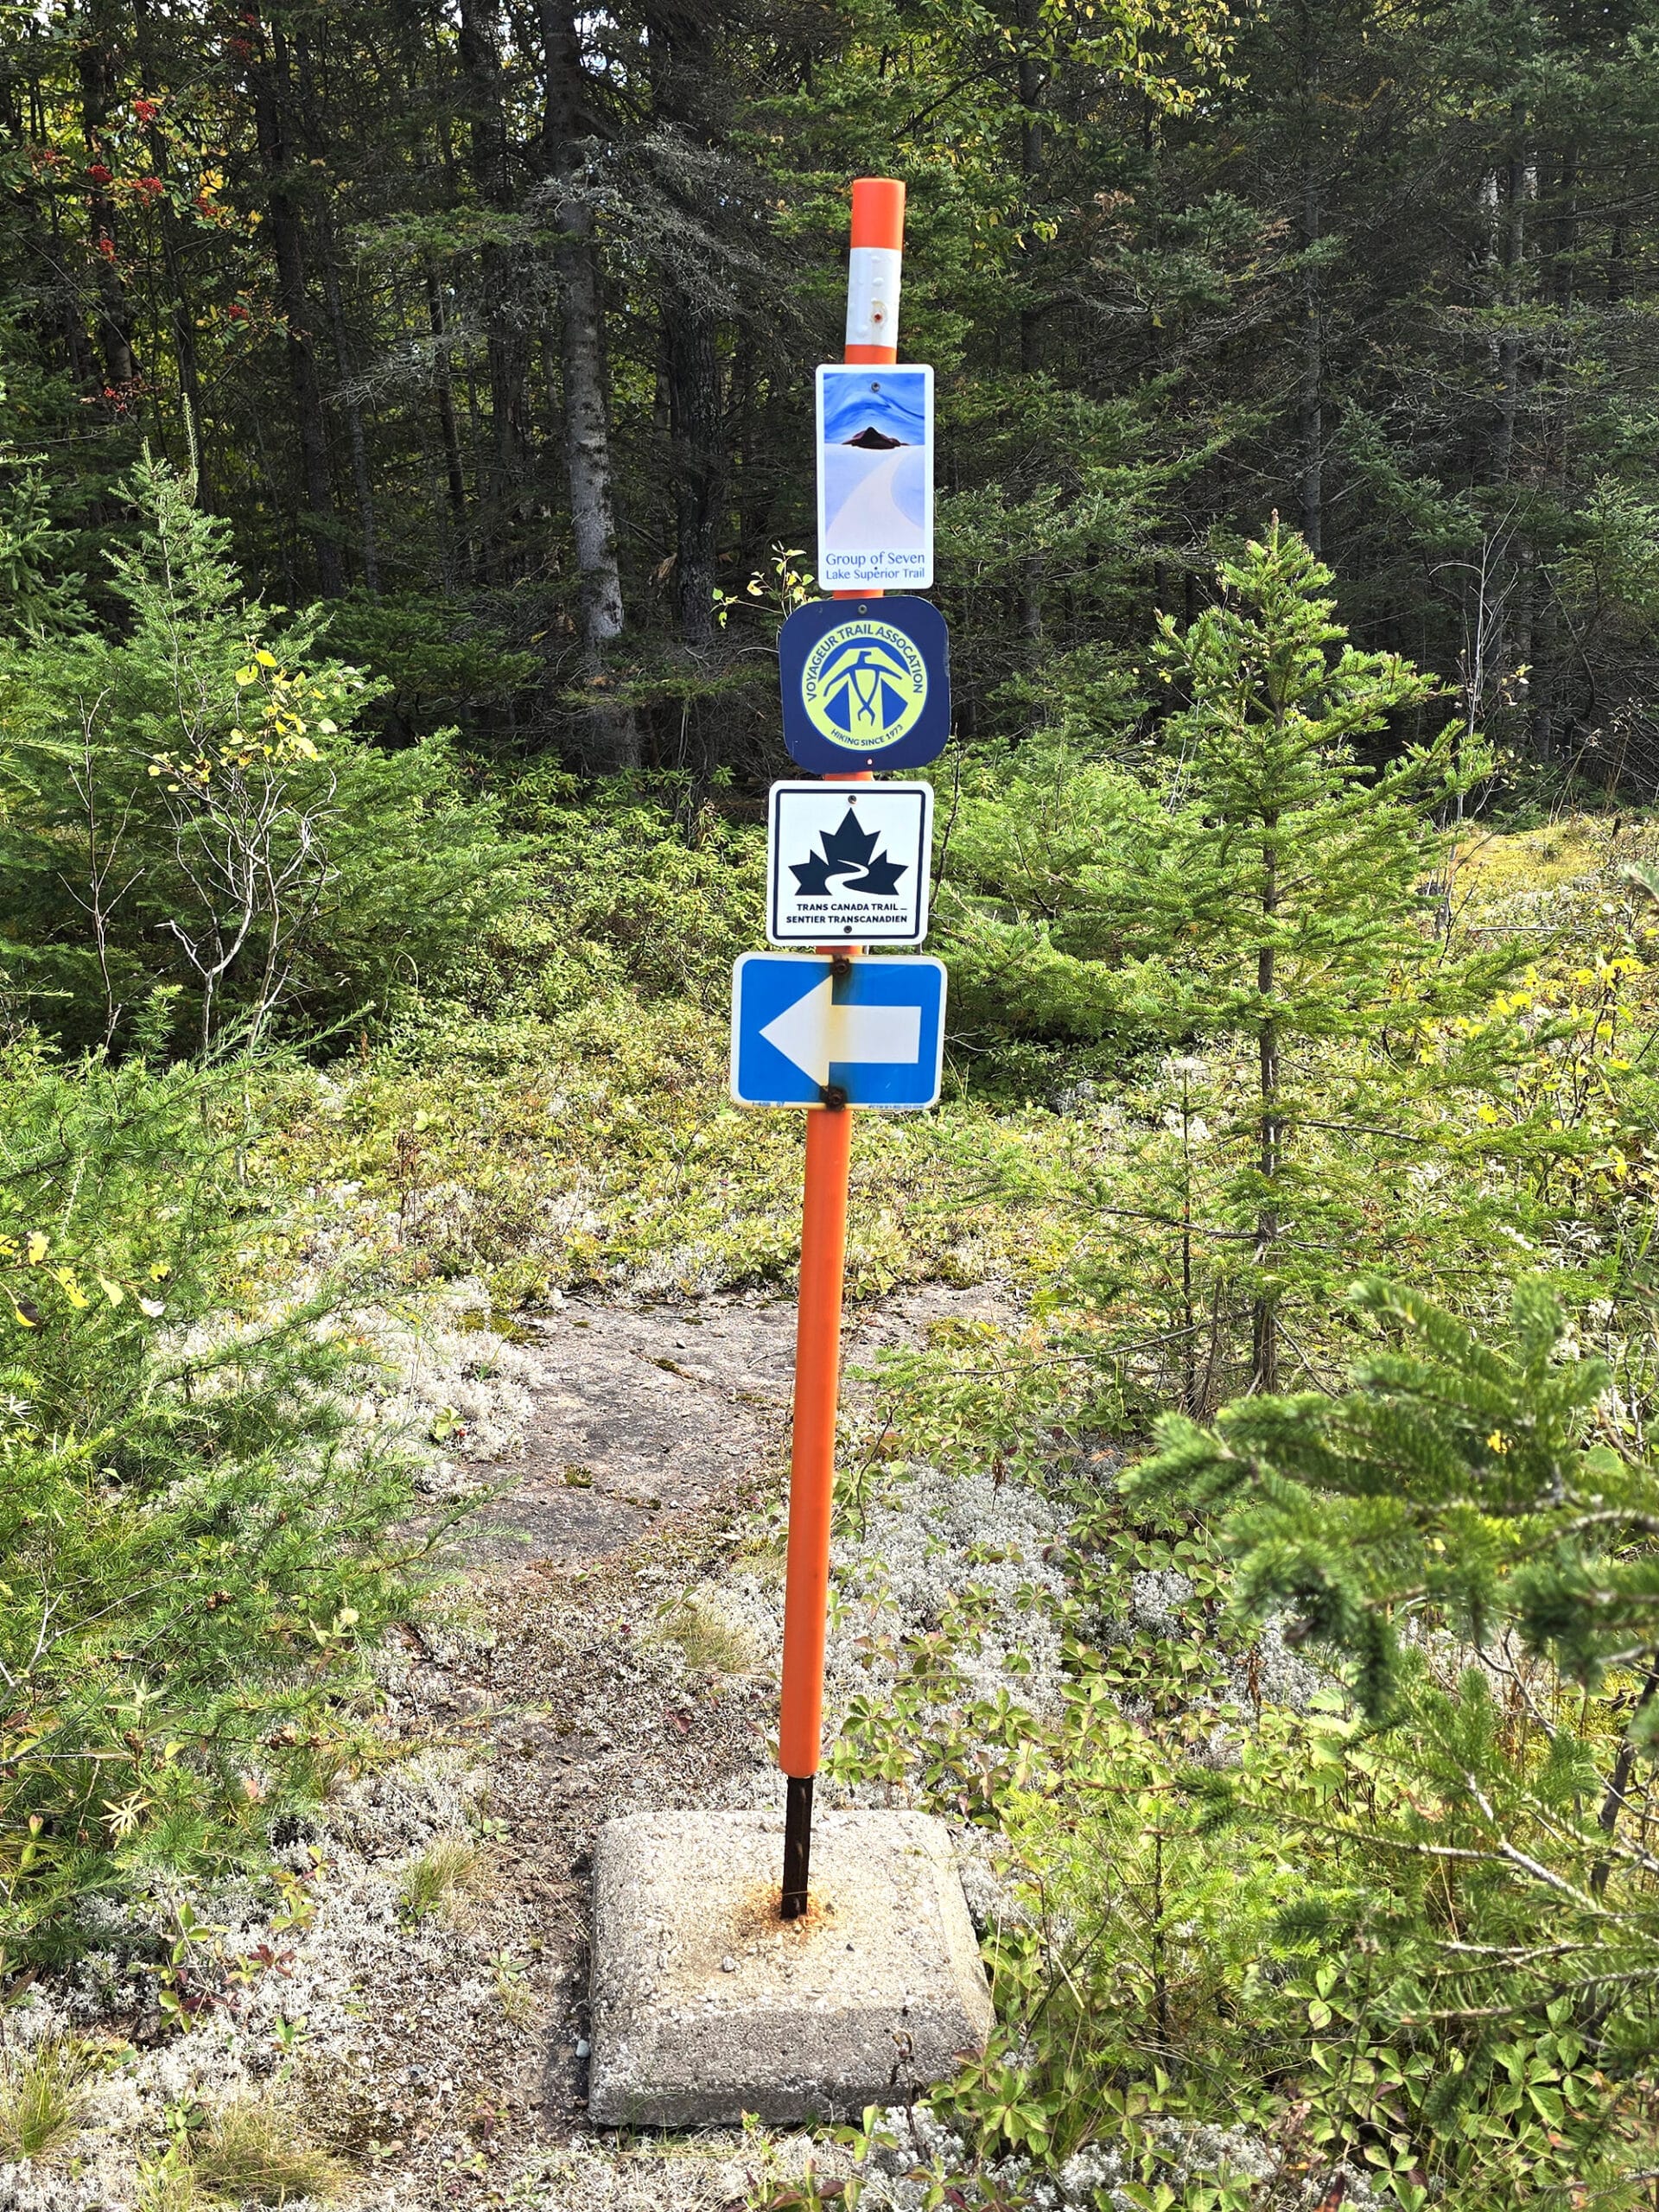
{"left": 0, "top": 1039, "right": 423, "bottom": 1961}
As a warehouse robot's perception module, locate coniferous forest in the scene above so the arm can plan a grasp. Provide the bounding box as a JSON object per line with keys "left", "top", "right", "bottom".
{"left": 8, "top": 4, "right": 1659, "bottom": 2209}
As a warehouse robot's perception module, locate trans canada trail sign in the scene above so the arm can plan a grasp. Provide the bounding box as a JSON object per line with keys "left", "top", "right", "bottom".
{"left": 729, "top": 952, "right": 947, "bottom": 1109}
{"left": 777, "top": 594, "right": 950, "bottom": 773}
{"left": 767, "top": 781, "right": 933, "bottom": 945}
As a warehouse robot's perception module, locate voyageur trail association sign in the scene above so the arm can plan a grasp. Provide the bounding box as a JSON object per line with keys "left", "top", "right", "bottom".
{"left": 776, "top": 594, "right": 950, "bottom": 773}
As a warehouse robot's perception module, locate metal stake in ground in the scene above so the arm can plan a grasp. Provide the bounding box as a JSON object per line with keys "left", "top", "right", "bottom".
{"left": 778, "top": 175, "right": 906, "bottom": 1921}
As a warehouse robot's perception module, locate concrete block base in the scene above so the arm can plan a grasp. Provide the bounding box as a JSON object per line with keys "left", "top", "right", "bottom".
{"left": 588, "top": 1808, "right": 994, "bottom": 2127}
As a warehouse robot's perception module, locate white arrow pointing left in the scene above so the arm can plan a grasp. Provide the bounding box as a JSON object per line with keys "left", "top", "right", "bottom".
{"left": 760, "top": 974, "right": 921, "bottom": 1086}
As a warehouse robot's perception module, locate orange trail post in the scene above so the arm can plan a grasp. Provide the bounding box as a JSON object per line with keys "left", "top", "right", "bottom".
{"left": 778, "top": 175, "right": 905, "bottom": 1921}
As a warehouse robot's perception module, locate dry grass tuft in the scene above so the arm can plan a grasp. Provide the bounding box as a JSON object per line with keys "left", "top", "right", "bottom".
{"left": 192, "top": 2094, "right": 345, "bottom": 2203}
{"left": 654, "top": 1595, "right": 758, "bottom": 1675}
{"left": 0, "top": 2038, "right": 86, "bottom": 2163}
{"left": 397, "top": 1830, "right": 493, "bottom": 1927}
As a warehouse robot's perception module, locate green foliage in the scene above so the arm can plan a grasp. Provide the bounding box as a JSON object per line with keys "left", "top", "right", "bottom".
{"left": 0, "top": 458, "right": 86, "bottom": 642}
{"left": 321, "top": 595, "right": 539, "bottom": 750}
{"left": 0, "top": 457, "right": 517, "bottom": 1056}
{"left": 1131, "top": 1274, "right": 1659, "bottom": 1729}
{"left": 822, "top": 1312, "right": 1657, "bottom": 2207}
{"left": 0, "top": 1039, "right": 420, "bottom": 1961}
{"left": 938, "top": 526, "right": 1528, "bottom": 1405}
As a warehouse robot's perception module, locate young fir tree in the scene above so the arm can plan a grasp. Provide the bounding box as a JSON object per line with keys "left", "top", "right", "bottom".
{"left": 1129, "top": 1271, "right": 1659, "bottom": 1866}
{"left": 1135, "top": 521, "right": 1516, "bottom": 1391}
{"left": 1122, "top": 1279, "right": 1659, "bottom": 2144}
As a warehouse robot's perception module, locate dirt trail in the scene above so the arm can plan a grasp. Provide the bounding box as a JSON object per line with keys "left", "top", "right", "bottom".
{"left": 334, "top": 1281, "right": 1007, "bottom": 2202}
{"left": 462, "top": 1285, "right": 989, "bottom": 1566}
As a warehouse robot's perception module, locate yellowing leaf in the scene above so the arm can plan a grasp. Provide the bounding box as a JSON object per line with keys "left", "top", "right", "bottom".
{"left": 26, "top": 1232, "right": 48, "bottom": 1265}
{"left": 54, "top": 1269, "right": 90, "bottom": 1310}
{"left": 255, "top": 649, "right": 277, "bottom": 668}
{"left": 98, "top": 1275, "right": 125, "bottom": 1307}
{"left": 235, "top": 665, "right": 258, "bottom": 685}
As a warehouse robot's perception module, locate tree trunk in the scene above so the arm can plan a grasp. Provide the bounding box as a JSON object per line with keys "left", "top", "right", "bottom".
{"left": 1492, "top": 126, "right": 1535, "bottom": 486}
{"left": 457, "top": 0, "right": 530, "bottom": 571}
{"left": 319, "top": 209, "right": 379, "bottom": 594}
{"left": 289, "top": 27, "right": 377, "bottom": 592}
{"left": 664, "top": 294, "right": 721, "bottom": 649}
{"left": 131, "top": 0, "right": 208, "bottom": 491}
{"left": 1296, "top": 3, "right": 1322, "bottom": 554}
{"left": 247, "top": 11, "right": 343, "bottom": 597}
{"left": 424, "top": 268, "right": 469, "bottom": 554}
{"left": 650, "top": 10, "right": 725, "bottom": 651}
{"left": 540, "top": 1, "right": 634, "bottom": 768}
{"left": 77, "top": 1, "right": 137, "bottom": 405}
{"left": 1015, "top": 0, "right": 1048, "bottom": 662}
{"left": 1253, "top": 817, "right": 1281, "bottom": 1395}
{"left": 1015, "top": 0, "right": 1046, "bottom": 375}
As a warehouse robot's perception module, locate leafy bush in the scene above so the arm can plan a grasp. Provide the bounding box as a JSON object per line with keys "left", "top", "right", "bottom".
{"left": 0, "top": 456, "right": 517, "bottom": 1057}
{"left": 823, "top": 1308, "right": 1657, "bottom": 2207}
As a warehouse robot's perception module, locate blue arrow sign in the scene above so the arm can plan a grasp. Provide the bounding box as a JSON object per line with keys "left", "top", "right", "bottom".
{"left": 730, "top": 953, "right": 947, "bottom": 1109}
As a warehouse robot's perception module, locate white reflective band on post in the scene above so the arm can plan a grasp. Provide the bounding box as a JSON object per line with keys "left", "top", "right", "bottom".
{"left": 844, "top": 246, "right": 902, "bottom": 350}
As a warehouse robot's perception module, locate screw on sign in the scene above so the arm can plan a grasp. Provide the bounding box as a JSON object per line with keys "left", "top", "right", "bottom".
{"left": 780, "top": 176, "right": 915, "bottom": 1923}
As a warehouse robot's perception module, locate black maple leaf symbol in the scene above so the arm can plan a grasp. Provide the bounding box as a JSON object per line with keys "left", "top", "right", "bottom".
{"left": 791, "top": 808, "right": 909, "bottom": 898}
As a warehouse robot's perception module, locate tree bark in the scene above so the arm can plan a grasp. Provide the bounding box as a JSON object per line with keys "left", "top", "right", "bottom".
{"left": 1253, "top": 815, "right": 1281, "bottom": 1395}
{"left": 1491, "top": 124, "right": 1535, "bottom": 486}
{"left": 320, "top": 210, "right": 379, "bottom": 594}
{"left": 424, "top": 268, "right": 470, "bottom": 556}
{"left": 131, "top": 0, "right": 208, "bottom": 489}
{"left": 1014, "top": 0, "right": 1048, "bottom": 669}
{"left": 247, "top": 10, "right": 343, "bottom": 597}
{"left": 290, "top": 27, "right": 378, "bottom": 592}
{"left": 539, "top": 1, "right": 634, "bottom": 767}
{"left": 1295, "top": 3, "right": 1322, "bottom": 554}
{"left": 649, "top": 8, "right": 726, "bottom": 650}
{"left": 457, "top": 0, "right": 530, "bottom": 569}
{"left": 665, "top": 296, "right": 722, "bottom": 647}
{"left": 1015, "top": 0, "right": 1047, "bottom": 376}
{"left": 77, "top": 0, "right": 138, "bottom": 404}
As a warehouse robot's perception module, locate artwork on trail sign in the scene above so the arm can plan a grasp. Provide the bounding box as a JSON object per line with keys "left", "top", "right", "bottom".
{"left": 777, "top": 595, "right": 950, "bottom": 772}
{"left": 767, "top": 781, "right": 933, "bottom": 944}
{"left": 816, "top": 364, "right": 933, "bottom": 588}
{"left": 729, "top": 952, "right": 947, "bottom": 1109}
